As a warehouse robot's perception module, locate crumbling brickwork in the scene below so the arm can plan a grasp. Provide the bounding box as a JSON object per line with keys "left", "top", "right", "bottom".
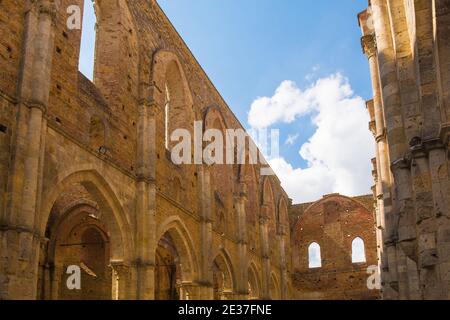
{"left": 290, "top": 194, "right": 380, "bottom": 300}
{"left": 0, "top": 0, "right": 291, "bottom": 300}
{"left": 359, "top": 0, "right": 450, "bottom": 300}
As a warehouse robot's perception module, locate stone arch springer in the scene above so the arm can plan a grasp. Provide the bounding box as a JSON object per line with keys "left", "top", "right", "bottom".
{"left": 247, "top": 260, "right": 262, "bottom": 299}
{"left": 39, "top": 167, "right": 133, "bottom": 262}
{"left": 150, "top": 49, "right": 194, "bottom": 109}
{"left": 155, "top": 215, "right": 200, "bottom": 283}
{"left": 211, "top": 247, "right": 237, "bottom": 292}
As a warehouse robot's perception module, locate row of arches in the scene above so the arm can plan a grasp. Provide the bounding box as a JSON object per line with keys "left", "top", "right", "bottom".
{"left": 37, "top": 169, "right": 282, "bottom": 300}
{"left": 76, "top": 0, "right": 289, "bottom": 229}
{"left": 308, "top": 237, "right": 367, "bottom": 269}
{"left": 66, "top": 0, "right": 288, "bottom": 300}
{"left": 148, "top": 45, "right": 290, "bottom": 255}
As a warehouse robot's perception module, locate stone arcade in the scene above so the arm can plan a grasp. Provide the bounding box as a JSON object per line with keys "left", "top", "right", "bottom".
{"left": 0, "top": 0, "right": 449, "bottom": 300}
{"left": 0, "top": 0, "right": 290, "bottom": 300}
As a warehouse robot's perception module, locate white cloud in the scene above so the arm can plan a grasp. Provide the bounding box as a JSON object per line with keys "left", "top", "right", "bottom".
{"left": 248, "top": 80, "right": 312, "bottom": 129}
{"left": 249, "top": 73, "right": 374, "bottom": 203}
{"left": 285, "top": 134, "right": 299, "bottom": 146}
{"left": 305, "top": 64, "right": 321, "bottom": 81}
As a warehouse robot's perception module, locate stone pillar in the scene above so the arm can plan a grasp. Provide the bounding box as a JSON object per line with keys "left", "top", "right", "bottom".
{"left": 220, "top": 290, "right": 234, "bottom": 300}
{"left": 389, "top": 0, "right": 445, "bottom": 300}
{"left": 367, "top": 99, "right": 385, "bottom": 279}
{"left": 234, "top": 182, "right": 249, "bottom": 299}
{"left": 0, "top": 0, "right": 57, "bottom": 300}
{"left": 359, "top": 8, "right": 396, "bottom": 299}
{"left": 277, "top": 224, "right": 288, "bottom": 300}
{"left": 371, "top": 0, "right": 417, "bottom": 299}
{"left": 198, "top": 165, "right": 214, "bottom": 299}
{"left": 134, "top": 97, "right": 158, "bottom": 300}
{"left": 410, "top": 141, "right": 445, "bottom": 299}
{"left": 178, "top": 282, "right": 207, "bottom": 300}
{"left": 50, "top": 263, "right": 63, "bottom": 300}
{"left": 110, "top": 262, "right": 132, "bottom": 300}
{"left": 37, "top": 237, "right": 51, "bottom": 300}
{"left": 259, "top": 205, "right": 270, "bottom": 299}
{"left": 435, "top": 127, "right": 450, "bottom": 299}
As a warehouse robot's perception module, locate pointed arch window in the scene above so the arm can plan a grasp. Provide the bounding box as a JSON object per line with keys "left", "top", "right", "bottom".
{"left": 308, "top": 242, "right": 322, "bottom": 268}
{"left": 352, "top": 237, "right": 366, "bottom": 263}
{"left": 79, "top": 0, "right": 97, "bottom": 81}
{"left": 164, "top": 83, "right": 171, "bottom": 149}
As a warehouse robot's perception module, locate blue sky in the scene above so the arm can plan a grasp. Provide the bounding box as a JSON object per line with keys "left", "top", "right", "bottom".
{"left": 157, "top": 1, "right": 371, "bottom": 160}
{"left": 79, "top": 1, "right": 375, "bottom": 203}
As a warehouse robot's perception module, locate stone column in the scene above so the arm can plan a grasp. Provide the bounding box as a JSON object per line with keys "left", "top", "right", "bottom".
{"left": 410, "top": 141, "right": 444, "bottom": 299}
{"left": 411, "top": 0, "right": 450, "bottom": 300}
{"left": 134, "top": 97, "right": 158, "bottom": 300}
{"left": 37, "top": 237, "right": 51, "bottom": 300}
{"left": 359, "top": 8, "right": 396, "bottom": 299}
{"left": 277, "top": 224, "right": 288, "bottom": 299}
{"left": 367, "top": 99, "right": 385, "bottom": 281}
{"left": 50, "top": 263, "right": 63, "bottom": 300}
{"left": 383, "top": 4, "right": 427, "bottom": 300}
{"left": 234, "top": 182, "right": 249, "bottom": 299}
{"left": 220, "top": 290, "right": 234, "bottom": 300}
{"left": 371, "top": 0, "right": 416, "bottom": 299}
{"left": 437, "top": 126, "right": 450, "bottom": 299}
{"left": 198, "top": 165, "right": 214, "bottom": 299}
{"left": 259, "top": 205, "right": 270, "bottom": 299}
{"left": 1, "top": 0, "right": 57, "bottom": 300}
{"left": 110, "top": 262, "right": 132, "bottom": 300}
{"left": 178, "top": 282, "right": 204, "bottom": 300}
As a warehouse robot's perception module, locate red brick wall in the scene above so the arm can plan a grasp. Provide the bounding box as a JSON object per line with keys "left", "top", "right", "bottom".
{"left": 290, "top": 194, "right": 380, "bottom": 300}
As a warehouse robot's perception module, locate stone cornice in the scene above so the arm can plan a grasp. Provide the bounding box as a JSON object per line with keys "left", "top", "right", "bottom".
{"left": 391, "top": 157, "right": 410, "bottom": 172}
{"left": 409, "top": 136, "right": 446, "bottom": 159}
{"left": 439, "top": 123, "right": 450, "bottom": 146}
{"left": 0, "top": 224, "right": 43, "bottom": 241}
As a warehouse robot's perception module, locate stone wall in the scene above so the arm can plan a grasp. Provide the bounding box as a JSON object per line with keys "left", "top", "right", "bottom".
{"left": 359, "top": 0, "right": 450, "bottom": 300}
{"left": 290, "top": 194, "right": 380, "bottom": 300}
{"left": 0, "top": 0, "right": 290, "bottom": 300}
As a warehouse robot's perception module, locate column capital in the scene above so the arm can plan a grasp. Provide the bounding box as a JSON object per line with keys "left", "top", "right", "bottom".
{"left": 259, "top": 216, "right": 269, "bottom": 225}
{"left": 361, "top": 34, "right": 377, "bottom": 58}
{"left": 25, "top": 99, "right": 47, "bottom": 113}
{"left": 34, "top": 0, "right": 57, "bottom": 24}
{"left": 375, "top": 130, "right": 387, "bottom": 143}
{"left": 277, "top": 224, "right": 288, "bottom": 236}
{"left": 390, "top": 157, "right": 410, "bottom": 172}
{"left": 371, "top": 158, "right": 378, "bottom": 181}
{"left": 236, "top": 182, "right": 248, "bottom": 200}
{"left": 409, "top": 136, "right": 446, "bottom": 159}
{"left": 369, "top": 120, "right": 377, "bottom": 136}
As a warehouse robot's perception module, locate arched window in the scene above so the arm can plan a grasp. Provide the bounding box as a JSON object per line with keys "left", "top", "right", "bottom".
{"left": 79, "top": 0, "right": 97, "bottom": 81}
{"left": 164, "top": 83, "right": 171, "bottom": 149}
{"left": 162, "top": 60, "right": 191, "bottom": 151}
{"left": 308, "top": 242, "right": 322, "bottom": 268}
{"left": 352, "top": 237, "right": 366, "bottom": 263}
